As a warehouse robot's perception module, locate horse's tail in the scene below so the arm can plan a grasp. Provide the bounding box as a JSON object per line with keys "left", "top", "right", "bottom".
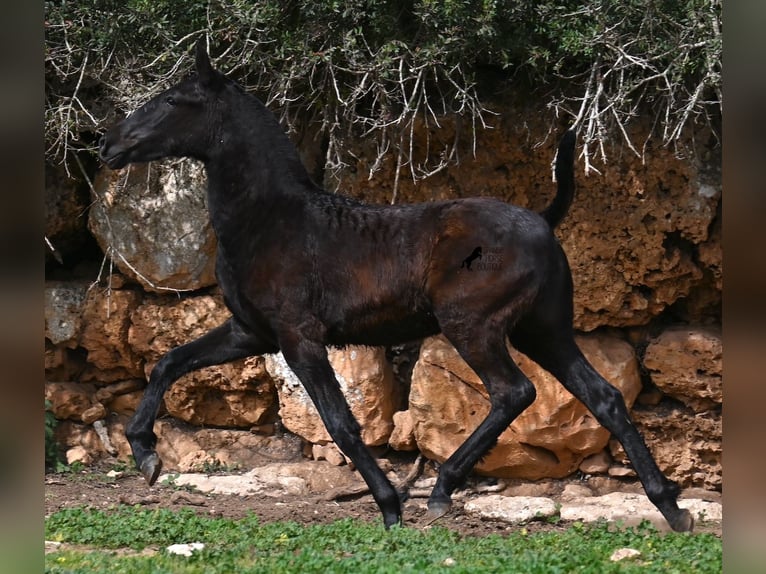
{"left": 540, "top": 129, "right": 576, "bottom": 229}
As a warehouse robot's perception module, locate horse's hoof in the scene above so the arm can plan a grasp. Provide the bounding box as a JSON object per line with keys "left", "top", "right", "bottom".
{"left": 425, "top": 500, "right": 452, "bottom": 525}
{"left": 139, "top": 452, "right": 163, "bottom": 486}
{"left": 383, "top": 513, "right": 403, "bottom": 530}
{"left": 669, "top": 508, "right": 695, "bottom": 532}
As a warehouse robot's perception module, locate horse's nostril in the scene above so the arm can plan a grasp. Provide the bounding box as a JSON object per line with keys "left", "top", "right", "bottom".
{"left": 98, "top": 135, "right": 107, "bottom": 151}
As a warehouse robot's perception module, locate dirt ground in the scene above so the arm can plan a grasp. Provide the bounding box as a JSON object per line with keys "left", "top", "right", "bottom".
{"left": 44, "top": 462, "right": 548, "bottom": 538}
{"left": 44, "top": 452, "right": 722, "bottom": 540}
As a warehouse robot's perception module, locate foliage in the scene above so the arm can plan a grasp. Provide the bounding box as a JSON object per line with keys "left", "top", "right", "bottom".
{"left": 45, "top": 400, "right": 61, "bottom": 470}
{"left": 45, "top": 506, "right": 721, "bottom": 573}
{"left": 45, "top": 0, "right": 721, "bottom": 184}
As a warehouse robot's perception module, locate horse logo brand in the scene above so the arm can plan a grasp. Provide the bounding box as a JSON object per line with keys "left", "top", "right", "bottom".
{"left": 460, "top": 246, "right": 482, "bottom": 270}
{"left": 460, "top": 245, "right": 503, "bottom": 271}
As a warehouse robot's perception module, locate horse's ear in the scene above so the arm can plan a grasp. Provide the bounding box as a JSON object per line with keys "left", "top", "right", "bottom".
{"left": 195, "top": 39, "right": 220, "bottom": 89}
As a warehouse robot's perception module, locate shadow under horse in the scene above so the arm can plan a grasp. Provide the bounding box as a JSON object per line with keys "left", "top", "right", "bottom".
{"left": 99, "top": 40, "right": 694, "bottom": 533}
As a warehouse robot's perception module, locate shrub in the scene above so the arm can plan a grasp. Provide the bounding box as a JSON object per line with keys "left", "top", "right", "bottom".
{"left": 45, "top": 0, "right": 721, "bottom": 181}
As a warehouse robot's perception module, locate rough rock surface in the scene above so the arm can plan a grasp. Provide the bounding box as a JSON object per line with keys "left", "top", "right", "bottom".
{"left": 129, "top": 294, "right": 277, "bottom": 428}
{"left": 557, "top": 491, "right": 722, "bottom": 528}
{"left": 464, "top": 495, "right": 558, "bottom": 523}
{"left": 612, "top": 404, "right": 722, "bottom": 490}
{"left": 44, "top": 281, "right": 90, "bottom": 346}
{"left": 89, "top": 159, "right": 217, "bottom": 291}
{"left": 266, "top": 347, "right": 400, "bottom": 447}
{"left": 644, "top": 326, "right": 722, "bottom": 412}
{"left": 408, "top": 333, "right": 642, "bottom": 479}
{"left": 45, "top": 382, "right": 97, "bottom": 422}
{"left": 79, "top": 287, "right": 144, "bottom": 382}
{"left": 159, "top": 461, "right": 359, "bottom": 497}
{"left": 389, "top": 410, "right": 418, "bottom": 451}
{"left": 55, "top": 416, "right": 305, "bottom": 472}
{"left": 462, "top": 490, "right": 721, "bottom": 530}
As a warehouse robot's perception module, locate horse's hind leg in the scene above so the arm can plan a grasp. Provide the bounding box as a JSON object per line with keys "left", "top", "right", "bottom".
{"left": 512, "top": 329, "right": 694, "bottom": 532}
{"left": 426, "top": 329, "right": 537, "bottom": 520}
{"left": 127, "top": 317, "right": 275, "bottom": 485}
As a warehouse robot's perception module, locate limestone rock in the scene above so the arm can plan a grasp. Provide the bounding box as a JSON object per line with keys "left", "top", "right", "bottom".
{"left": 81, "top": 403, "right": 107, "bottom": 425}
{"left": 579, "top": 450, "right": 612, "bottom": 474}
{"left": 129, "top": 294, "right": 231, "bottom": 360}
{"left": 129, "top": 294, "right": 277, "bottom": 428}
{"left": 94, "top": 380, "right": 145, "bottom": 403}
{"left": 559, "top": 491, "right": 721, "bottom": 529}
{"left": 612, "top": 404, "right": 721, "bottom": 490}
{"left": 79, "top": 287, "right": 144, "bottom": 382}
{"left": 610, "top": 548, "right": 642, "bottom": 562}
{"left": 266, "top": 346, "right": 400, "bottom": 447}
{"left": 608, "top": 465, "right": 636, "bottom": 478}
{"left": 45, "top": 382, "right": 96, "bottom": 421}
{"left": 44, "top": 281, "right": 89, "bottom": 346}
{"left": 159, "top": 461, "right": 360, "bottom": 497}
{"left": 312, "top": 443, "right": 347, "bottom": 466}
{"left": 56, "top": 416, "right": 303, "bottom": 470}
{"left": 464, "top": 495, "right": 558, "bottom": 523}
{"left": 162, "top": 356, "right": 277, "bottom": 428}
{"left": 644, "top": 327, "right": 722, "bottom": 412}
{"left": 105, "top": 390, "right": 144, "bottom": 416}
{"left": 409, "top": 333, "right": 642, "bottom": 479}
{"left": 389, "top": 410, "right": 418, "bottom": 451}
{"left": 89, "top": 159, "right": 216, "bottom": 291}
{"left": 560, "top": 483, "right": 593, "bottom": 501}
{"left": 65, "top": 446, "right": 92, "bottom": 465}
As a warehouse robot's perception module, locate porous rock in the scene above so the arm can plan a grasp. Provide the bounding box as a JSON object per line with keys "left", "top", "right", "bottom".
{"left": 44, "top": 281, "right": 89, "bottom": 346}
{"left": 45, "top": 381, "right": 96, "bottom": 421}
{"left": 79, "top": 287, "right": 144, "bottom": 382}
{"left": 611, "top": 404, "right": 721, "bottom": 490}
{"left": 408, "top": 333, "right": 642, "bottom": 479}
{"left": 644, "top": 326, "right": 722, "bottom": 412}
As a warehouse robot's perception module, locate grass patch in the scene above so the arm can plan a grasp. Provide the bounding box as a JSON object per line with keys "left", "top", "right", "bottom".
{"left": 46, "top": 506, "right": 721, "bottom": 573}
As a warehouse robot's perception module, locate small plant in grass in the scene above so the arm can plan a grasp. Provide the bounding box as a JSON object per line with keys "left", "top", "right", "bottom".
{"left": 45, "top": 400, "right": 67, "bottom": 473}
{"left": 200, "top": 458, "right": 240, "bottom": 475}
{"left": 160, "top": 473, "right": 180, "bottom": 488}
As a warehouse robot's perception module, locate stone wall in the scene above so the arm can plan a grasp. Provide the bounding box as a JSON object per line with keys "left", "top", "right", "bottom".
{"left": 44, "top": 100, "right": 721, "bottom": 490}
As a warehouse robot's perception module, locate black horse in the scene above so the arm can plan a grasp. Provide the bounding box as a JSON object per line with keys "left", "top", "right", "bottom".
{"left": 99, "top": 41, "right": 693, "bottom": 532}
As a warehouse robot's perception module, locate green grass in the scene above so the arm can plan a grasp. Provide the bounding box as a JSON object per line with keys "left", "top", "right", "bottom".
{"left": 45, "top": 506, "right": 721, "bottom": 574}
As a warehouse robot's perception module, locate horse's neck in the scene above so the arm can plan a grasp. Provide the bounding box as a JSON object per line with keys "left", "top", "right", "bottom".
{"left": 203, "top": 145, "right": 312, "bottom": 257}
{"left": 201, "top": 98, "right": 319, "bottom": 251}
{"left": 208, "top": 104, "right": 315, "bottom": 195}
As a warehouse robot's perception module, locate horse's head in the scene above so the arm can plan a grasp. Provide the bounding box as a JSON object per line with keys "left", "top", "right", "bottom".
{"left": 99, "top": 41, "right": 224, "bottom": 169}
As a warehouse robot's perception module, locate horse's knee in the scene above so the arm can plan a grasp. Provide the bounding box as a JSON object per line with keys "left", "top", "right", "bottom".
{"left": 149, "top": 350, "right": 182, "bottom": 383}
{"left": 491, "top": 377, "right": 536, "bottom": 416}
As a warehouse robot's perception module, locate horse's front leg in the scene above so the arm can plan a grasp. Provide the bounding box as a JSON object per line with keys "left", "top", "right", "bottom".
{"left": 280, "top": 336, "right": 403, "bottom": 528}
{"left": 127, "top": 317, "right": 276, "bottom": 485}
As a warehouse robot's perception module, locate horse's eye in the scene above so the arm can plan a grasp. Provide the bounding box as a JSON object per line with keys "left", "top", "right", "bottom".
{"left": 165, "top": 96, "right": 176, "bottom": 107}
